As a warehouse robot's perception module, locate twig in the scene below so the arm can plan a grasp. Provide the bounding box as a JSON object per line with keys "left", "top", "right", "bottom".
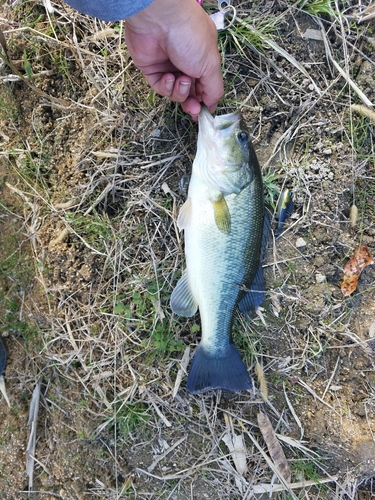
{"left": 26, "top": 379, "right": 42, "bottom": 493}
{"left": 322, "top": 356, "right": 341, "bottom": 400}
{"left": 240, "top": 421, "right": 299, "bottom": 500}
{"left": 250, "top": 475, "right": 339, "bottom": 494}
{"left": 283, "top": 383, "right": 303, "bottom": 439}
{"left": 0, "top": 376, "right": 11, "bottom": 408}
{"left": 147, "top": 436, "right": 187, "bottom": 472}
{"left": 298, "top": 379, "right": 340, "bottom": 416}
{"left": 317, "top": 18, "right": 373, "bottom": 107}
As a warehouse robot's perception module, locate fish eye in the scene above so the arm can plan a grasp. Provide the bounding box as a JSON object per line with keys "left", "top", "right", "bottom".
{"left": 237, "top": 131, "right": 248, "bottom": 143}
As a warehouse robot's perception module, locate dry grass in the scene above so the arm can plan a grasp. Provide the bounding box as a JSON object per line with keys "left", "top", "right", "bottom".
{"left": 1, "top": 0, "right": 375, "bottom": 498}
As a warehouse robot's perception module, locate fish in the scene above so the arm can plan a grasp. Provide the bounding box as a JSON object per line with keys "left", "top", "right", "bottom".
{"left": 170, "top": 106, "right": 268, "bottom": 394}
{"left": 275, "top": 189, "right": 293, "bottom": 237}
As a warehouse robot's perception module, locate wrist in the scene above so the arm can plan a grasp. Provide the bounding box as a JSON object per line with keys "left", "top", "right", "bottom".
{"left": 126, "top": 0, "right": 201, "bottom": 34}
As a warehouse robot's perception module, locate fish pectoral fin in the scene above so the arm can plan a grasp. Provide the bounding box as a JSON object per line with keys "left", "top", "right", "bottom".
{"left": 177, "top": 198, "right": 192, "bottom": 231}
{"left": 212, "top": 195, "right": 231, "bottom": 234}
{"left": 170, "top": 272, "right": 198, "bottom": 317}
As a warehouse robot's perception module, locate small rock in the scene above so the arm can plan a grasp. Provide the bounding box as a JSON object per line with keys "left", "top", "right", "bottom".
{"left": 323, "top": 148, "right": 332, "bottom": 155}
{"left": 296, "top": 237, "right": 307, "bottom": 248}
{"left": 315, "top": 273, "right": 326, "bottom": 283}
{"left": 302, "top": 28, "right": 323, "bottom": 41}
{"left": 151, "top": 128, "right": 161, "bottom": 138}
{"left": 369, "top": 320, "right": 375, "bottom": 338}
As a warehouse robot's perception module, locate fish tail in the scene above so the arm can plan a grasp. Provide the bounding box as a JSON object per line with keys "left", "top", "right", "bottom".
{"left": 187, "top": 343, "right": 252, "bottom": 394}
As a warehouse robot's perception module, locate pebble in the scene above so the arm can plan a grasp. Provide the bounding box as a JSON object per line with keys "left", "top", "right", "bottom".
{"left": 151, "top": 128, "right": 161, "bottom": 138}
{"left": 296, "top": 237, "right": 307, "bottom": 248}
{"left": 315, "top": 273, "right": 326, "bottom": 283}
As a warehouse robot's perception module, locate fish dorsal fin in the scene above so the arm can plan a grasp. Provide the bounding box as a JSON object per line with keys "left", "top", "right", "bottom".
{"left": 177, "top": 198, "right": 192, "bottom": 231}
{"left": 212, "top": 194, "right": 231, "bottom": 234}
{"left": 170, "top": 272, "right": 198, "bottom": 317}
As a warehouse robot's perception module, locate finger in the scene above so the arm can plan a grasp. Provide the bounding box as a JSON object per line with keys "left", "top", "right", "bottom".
{"left": 195, "top": 81, "right": 203, "bottom": 102}
{"left": 199, "top": 58, "right": 224, "bottom": 113}
{"left": 147, "top": 73, "right": 196, "bottom": 103}
{"left": 181, "top": 96, "right": 201, "bottom": 118}
{"left": 143, "top": 72, "right": 194, "bottom": 102}
{"left": 142, "top": 72, "right": 177, "bottom": 97}
{"left": 168, "top": 76, "right": 192, "bottom": 102}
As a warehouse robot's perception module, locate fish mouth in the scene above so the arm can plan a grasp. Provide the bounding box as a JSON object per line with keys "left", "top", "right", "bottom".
{"left": 195, "top": 106, "right": 247, "bottom": 193}
{"left": 199, "top": 106, "right": 241, "bottom": 138}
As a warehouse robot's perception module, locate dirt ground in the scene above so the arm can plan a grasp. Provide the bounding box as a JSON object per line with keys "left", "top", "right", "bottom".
{"left": 0, "top": 0, "right": 375, "bottom": 499}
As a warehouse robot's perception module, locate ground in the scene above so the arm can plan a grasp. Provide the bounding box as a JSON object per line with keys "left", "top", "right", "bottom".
{"left": 0, "top": 0, "right": 375, "bottom": 499}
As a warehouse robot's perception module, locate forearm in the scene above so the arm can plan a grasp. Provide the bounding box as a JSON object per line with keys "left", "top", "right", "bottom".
{"left": 63, "top": 0, "right": 155, "bottom": 21}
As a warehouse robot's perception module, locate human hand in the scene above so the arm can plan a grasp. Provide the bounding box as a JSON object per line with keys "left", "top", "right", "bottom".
{"left": 125, "top": 0, "right": 224, "bottom": 118}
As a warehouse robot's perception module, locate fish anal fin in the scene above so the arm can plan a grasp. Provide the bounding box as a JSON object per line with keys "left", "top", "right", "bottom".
{"left": 187, "top": 343, "right": 252, "bottom": 394}
{"left": 170, "top": 272, "right": 198, "bottom": 317}
{"left": 238, "top": 264, "right": 266, "bottom": 318}
{"left": 238, "top": 211, "right": 270, "bottom": 318}
{"left": 212, "top": 195, "right": 231, "bottom": 234}
{"left": 177, "top": 198, "right": 192, "bottom": 231}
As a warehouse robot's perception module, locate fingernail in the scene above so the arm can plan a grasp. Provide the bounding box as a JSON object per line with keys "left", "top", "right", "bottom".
{"left": 179, "top": 81, "right": 190, "bottom": 95}
{"left": 165, "top": 78, "right": 175, "bottom": 91}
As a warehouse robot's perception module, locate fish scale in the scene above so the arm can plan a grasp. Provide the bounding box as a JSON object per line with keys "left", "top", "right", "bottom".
{"left": 170, "top": 106, "right": 267, "bottom": 394}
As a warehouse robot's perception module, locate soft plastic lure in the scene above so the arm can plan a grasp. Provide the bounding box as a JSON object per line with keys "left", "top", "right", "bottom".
{"left": 275, "top": 190, "right": 293, "bottom": 237}
{"left": 0, "top": 337, "right": 10, "bottom": 407}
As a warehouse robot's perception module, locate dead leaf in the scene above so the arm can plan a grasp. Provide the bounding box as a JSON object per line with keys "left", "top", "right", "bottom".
{"left": 257, "top": 412, "right": 291, "bottom": 483}
{"left": 351, "top": 104, "right": 375, "bottom": 124}
{"left": 172, "top": 346, "right": 190, "bottom": 398}
{"left": 222, "top": 431, "right": 247, "bottom": 475}
{"left": 255, "top": 363, "right": 268, "bottom": 402}
{"left": 222, "top": 414, "right": 247, "bottom": 492}
{"left": 341, "top": 244, "right": 374, "bottom": 297}
{"left": 0, "top": 26, "right": 11, "bottom": 64}
{"left": 350, "top": 204, "right": 358, "bottom": 227}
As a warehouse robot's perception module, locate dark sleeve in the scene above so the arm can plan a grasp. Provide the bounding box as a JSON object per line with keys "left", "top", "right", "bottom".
{"left": 64, "top": 0, "right": 155, "bottom": 21}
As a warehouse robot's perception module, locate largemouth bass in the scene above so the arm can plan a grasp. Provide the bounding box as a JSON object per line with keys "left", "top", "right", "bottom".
{"left": 170, "top": 106, "right": 267, "bottom": 394}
